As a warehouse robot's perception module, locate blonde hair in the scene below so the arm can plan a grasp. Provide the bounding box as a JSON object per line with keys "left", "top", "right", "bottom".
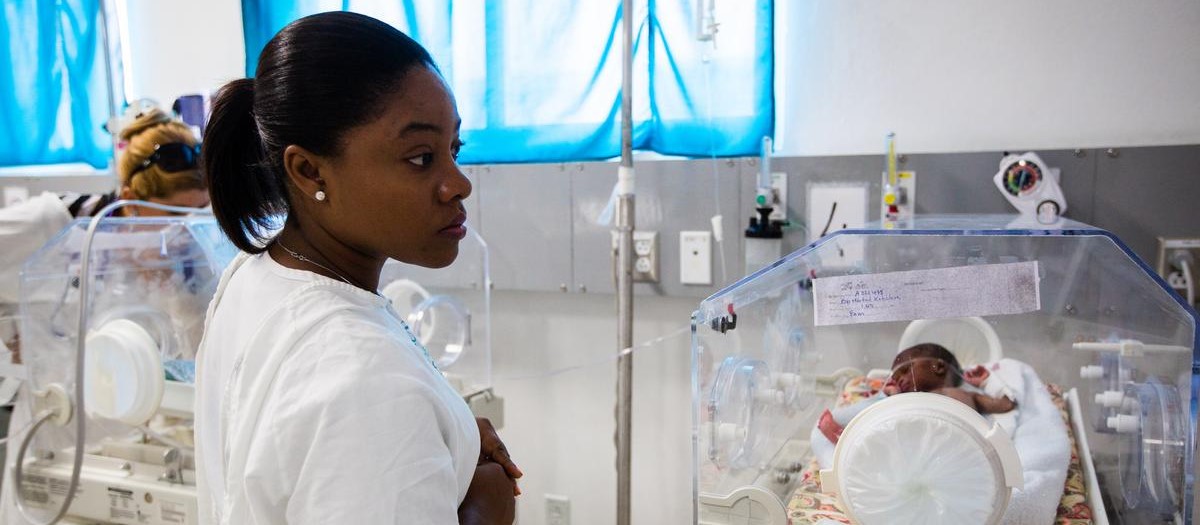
{"left": 116, "top": 108, "right": 205, "bottom": 200}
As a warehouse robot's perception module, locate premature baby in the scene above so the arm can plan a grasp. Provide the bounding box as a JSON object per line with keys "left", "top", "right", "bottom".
{"left": 816, "top": 343, "right": 1017, "bottom": 447}
{"left": 885, "top": 343, "right": 1017, "bottom": 415}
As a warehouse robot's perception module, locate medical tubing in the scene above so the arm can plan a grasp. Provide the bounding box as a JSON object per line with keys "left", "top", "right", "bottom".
{"left": 1181, "top": 260, "right": 1195, "bottom": 306}
{"left": 701, "top": 50, "right": 728, "bottom": 285}
{"left": 493, "top": 326, "right": 689, "bottom": 382}
{"left": 12, "top": 410, "right": 58, "bottom": 521}
{"left": 13, "top": 200, "right": 212, "bottom": 525}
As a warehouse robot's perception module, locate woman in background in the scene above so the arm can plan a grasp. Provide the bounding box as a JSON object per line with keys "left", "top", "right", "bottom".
{"left": 0, "top": 106, "right": 209, "bottom": 323}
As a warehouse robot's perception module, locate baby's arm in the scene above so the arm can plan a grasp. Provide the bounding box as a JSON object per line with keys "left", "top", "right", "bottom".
{"left": 932, "top": 387, "right": 1017, "bottom": 414}
{"left": 932, "top": 387, "right": 979, "bottom": 411}
{"left": 971, "top": 391, "right": 1017, "bottom": 414}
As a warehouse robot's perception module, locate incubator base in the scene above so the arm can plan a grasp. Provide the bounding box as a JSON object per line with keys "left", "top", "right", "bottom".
{"left": 18, "top": 446, "right": 196, "bottom": 525}
{"left": 698, "top": 485, "right": 789, "bottom": 525}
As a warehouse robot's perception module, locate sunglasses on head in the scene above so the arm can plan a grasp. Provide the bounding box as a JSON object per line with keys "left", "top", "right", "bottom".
{"left": 130, "top": 142, "right": 201, "bottom": 176}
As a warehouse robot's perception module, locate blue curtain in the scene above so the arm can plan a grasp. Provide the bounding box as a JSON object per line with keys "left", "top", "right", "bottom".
{"left": 241, "top": 0, "right": 772, "bottom": 164}
{"left": 0, "top": 0, "right": 111, "bottom": 168}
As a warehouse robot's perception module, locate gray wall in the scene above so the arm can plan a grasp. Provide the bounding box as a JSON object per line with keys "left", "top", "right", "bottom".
{"left": 468, "top": 145, "right": 1200, "bottom": 298}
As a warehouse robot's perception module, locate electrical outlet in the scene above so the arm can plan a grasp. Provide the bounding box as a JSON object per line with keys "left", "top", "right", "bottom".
{"left": 1157, "top": 238, "right": 1200, "bottom": 306}
{"left": 546, "top": 494, "right": 570, "bottom": 525}
{"left": 611, "top": 230, "right": 659, "bottom": 283}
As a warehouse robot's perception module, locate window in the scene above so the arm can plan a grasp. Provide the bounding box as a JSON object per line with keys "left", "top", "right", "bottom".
{"left": 242, "top": 0, "right": 773, "bottom": 164}
{"left": 0, "top": 0, "right": 117, "bottom": 169}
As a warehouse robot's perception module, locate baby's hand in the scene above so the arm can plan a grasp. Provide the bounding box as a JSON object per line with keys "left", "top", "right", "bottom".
{"left": 963, "top": 365, "right": 989, "bottom": 387}
{"left": 882, "top": 378, "right": 900, "bottom": 396}
{"left": 817, "top": 409, "right": 844, "bottom": 444}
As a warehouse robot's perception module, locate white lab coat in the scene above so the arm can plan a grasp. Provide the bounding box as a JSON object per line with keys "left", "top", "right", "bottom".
{"left": 0, "top": 192, "right": 73, "bottom": 307}
{"left": 195, "top": 252, "right": 479, "bottom": 524}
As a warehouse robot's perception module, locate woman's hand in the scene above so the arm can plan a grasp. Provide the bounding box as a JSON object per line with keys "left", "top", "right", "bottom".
{"left": 458, "top": 463, "right": 516, "bottom": 525}
{"left": 477, "top": 417, "right": 522, "bottom": 495}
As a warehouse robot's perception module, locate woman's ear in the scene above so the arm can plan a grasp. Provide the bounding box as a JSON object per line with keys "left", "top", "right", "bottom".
{"left": 282, "top": 144, "right": 327, "bottom": 201}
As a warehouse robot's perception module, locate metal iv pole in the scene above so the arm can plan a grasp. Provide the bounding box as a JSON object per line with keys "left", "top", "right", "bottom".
{"left": 615, "top": 0, "right": 635, "bottom": 523}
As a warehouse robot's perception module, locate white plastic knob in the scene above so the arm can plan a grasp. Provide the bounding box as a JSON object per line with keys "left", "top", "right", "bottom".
{"left": 1107, "top": 414, "right": 1140, "bottom": 433}
{"left": 756, "top": 388, "right": 784, "bottom": 405}
{"left": 718, "top": 422, "right": 747, "bottom": 443}
{"left": 1095, "top": 390, "right": 1125, "bottom": 408}
{"left": 775, "top": 373, "right": 800, "bottom": 389}
{"left": 1079, "top": 365, "right": 1104, "bottom": 379}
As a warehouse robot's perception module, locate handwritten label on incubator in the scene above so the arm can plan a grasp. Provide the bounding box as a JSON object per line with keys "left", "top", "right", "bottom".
{"left": 812, "top": 261, "right": 1040, "bottom": 326}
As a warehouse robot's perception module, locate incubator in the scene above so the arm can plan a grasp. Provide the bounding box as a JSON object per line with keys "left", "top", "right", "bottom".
{"left": 378, "top": 226, "right": 501, "bottom": 427}
{"left": 10, "top": 213, "right": 235, "bottom": 525}
{"left": 693, "top": 215, "right": 1198, "bottom": 525}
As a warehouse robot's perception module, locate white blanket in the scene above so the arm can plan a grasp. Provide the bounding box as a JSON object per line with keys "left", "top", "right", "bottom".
{"left": 998, "top": 359, "right": 1071, "bottom": 525}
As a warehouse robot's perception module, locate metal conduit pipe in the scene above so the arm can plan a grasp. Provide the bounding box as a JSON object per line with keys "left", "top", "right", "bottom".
{"left": 615, "top": 0, "right": 636, "bottom": 523}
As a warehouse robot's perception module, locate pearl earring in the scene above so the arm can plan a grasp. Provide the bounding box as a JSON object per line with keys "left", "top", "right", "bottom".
{"left": 315, "top": 190, "right": 326, "bottom": 202}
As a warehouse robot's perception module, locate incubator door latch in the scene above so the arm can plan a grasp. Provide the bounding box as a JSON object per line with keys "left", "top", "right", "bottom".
{"left": 159, "top": 447, "right": 184, "bottom": 485}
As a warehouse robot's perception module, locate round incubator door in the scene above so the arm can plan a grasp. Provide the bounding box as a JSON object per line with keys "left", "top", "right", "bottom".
{"left": 1117, "top": 378, "right": 1186, "bottom": 516}
{"left": 824, "top": 393, "right": 1022, "bottom": 525}
{"left": 706, "top": 356, "right": 774, "bottom": 471}
{"left": 84, "top": 319, "right": 165, "bottom": 426}
{"left": 407, "top": 294, "right": 470, "bottom": 369}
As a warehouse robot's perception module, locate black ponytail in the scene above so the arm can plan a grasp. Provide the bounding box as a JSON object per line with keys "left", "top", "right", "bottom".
{"left": 202, "top": 11, "right": 436, "bottom": 254}
{"left": 203, "top": 78, "right": 284, "bottom": 253}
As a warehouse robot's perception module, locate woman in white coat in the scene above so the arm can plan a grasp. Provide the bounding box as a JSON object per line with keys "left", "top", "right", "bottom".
{"left": 195, "top": 12, "right": 519, "bottom": 524}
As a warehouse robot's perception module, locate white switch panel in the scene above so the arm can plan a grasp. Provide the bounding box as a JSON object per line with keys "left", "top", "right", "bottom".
{"left": 769, "top": 172, "right": 788, "bottom": 223}
{"left": 806, "top": 183, "right": 869, "bottom": 268}
{"left": 680, "top": 231, "right": 713, "bottom": 285}
{"left": 546, "top": 494, "right": 571, "bottom": 525}
{"left": 2, "top": 186, "right": 29, "bottom": 208}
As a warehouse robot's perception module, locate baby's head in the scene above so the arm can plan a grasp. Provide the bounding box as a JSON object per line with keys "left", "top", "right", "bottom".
{"left": 891, "top": 343, "right": 962, "bottom": 393}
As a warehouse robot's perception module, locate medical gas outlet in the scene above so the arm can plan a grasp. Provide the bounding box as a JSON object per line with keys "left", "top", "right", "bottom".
{"left": 993, "top": 152, "right": 1066, "bottom": 225}
{"left": 881, "top": 133, "right": 916, "bottom": 222}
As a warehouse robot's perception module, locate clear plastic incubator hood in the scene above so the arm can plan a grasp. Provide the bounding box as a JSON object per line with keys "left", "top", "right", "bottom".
{"left": 13, "top": 213, "right": 235, "bottom": 525}
{"left": 378, "top": 226, "right": 500, "bottom": 427}
{"left": 693, "top": 216, "right": 1198, "bottom": 525}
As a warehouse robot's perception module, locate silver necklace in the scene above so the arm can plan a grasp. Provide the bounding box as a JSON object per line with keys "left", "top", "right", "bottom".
{"left": 276, "top": 241, "right": 357, "bottom": 287}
